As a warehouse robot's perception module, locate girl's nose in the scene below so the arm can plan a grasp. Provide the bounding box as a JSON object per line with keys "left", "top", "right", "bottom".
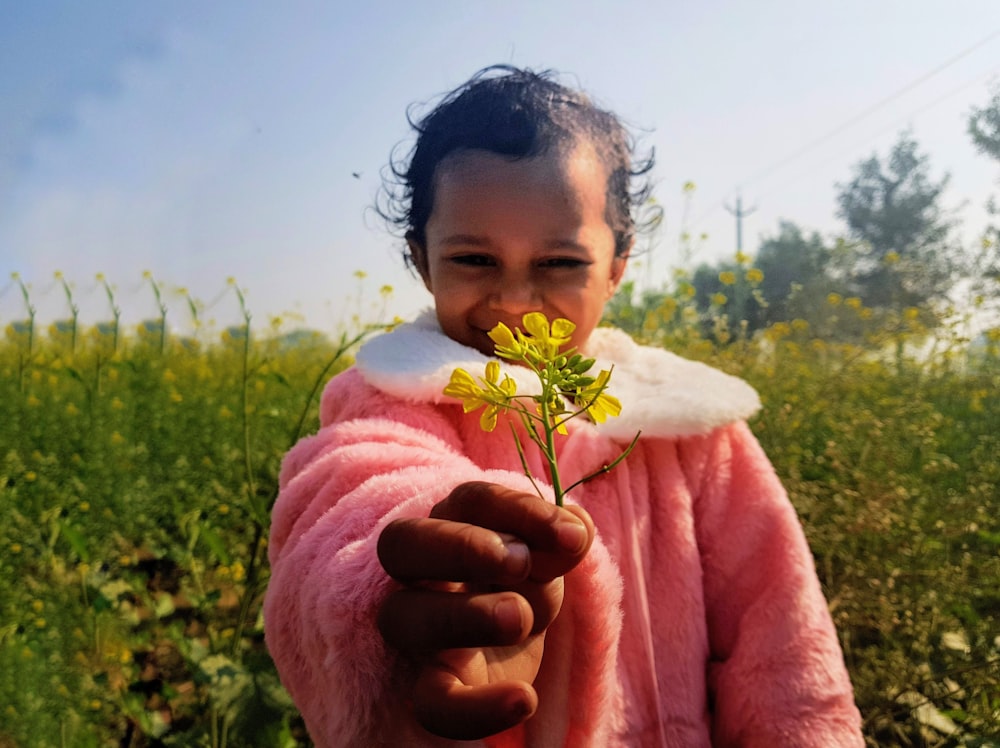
{"left": 492, "top": 273, "right": 540, "bottom": 315}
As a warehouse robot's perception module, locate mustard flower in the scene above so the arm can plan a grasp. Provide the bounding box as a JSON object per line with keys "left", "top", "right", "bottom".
{"left": 442, "top": 362, "right": 516, "bottom": 432}
{"left": 573, "top": 370, "right": 622, "bottom": 424}
{"left": 488, "top": 322, "right": 524, "bottom": 360}
{"left": 443, "top": 312, "right": 637, "bottom": 505}
{"left": 521, "top": 312, "right": 574, "bottom": 359}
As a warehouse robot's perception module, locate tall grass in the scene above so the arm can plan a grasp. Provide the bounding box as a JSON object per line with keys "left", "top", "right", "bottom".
{"left": 1, "top": 270, "right": 998, "bottom": 746}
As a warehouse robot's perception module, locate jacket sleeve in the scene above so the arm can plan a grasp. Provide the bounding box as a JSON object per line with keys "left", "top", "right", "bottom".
{"left": 263, "top": 371, "right": 621, "bottom": 747}
{"left": 691, "top": 421, "right": 864, "bottom": 747}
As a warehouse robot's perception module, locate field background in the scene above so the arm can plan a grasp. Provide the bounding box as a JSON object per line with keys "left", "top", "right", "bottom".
{"left": 1, "top": 273, "right": 998, "bottom": 747}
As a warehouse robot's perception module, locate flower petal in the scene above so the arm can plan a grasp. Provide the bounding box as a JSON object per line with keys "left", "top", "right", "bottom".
{"left": 550, "top": 317, "right": 575, "bottom": 340}
{"left": 522, "top": 312, "right": 549, "bottom": 340}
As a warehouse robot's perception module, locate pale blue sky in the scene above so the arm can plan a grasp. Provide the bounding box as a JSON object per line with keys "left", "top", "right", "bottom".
{"left": 2, "top": 1, "right": 999, "bottom": 332}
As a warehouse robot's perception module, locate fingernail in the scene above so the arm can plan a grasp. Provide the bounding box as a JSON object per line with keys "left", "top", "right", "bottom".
{"left": 495, "top": 597, "right": 525, "bottom": 636}
{"left": 502, "top": 538, "right": 530, "bottom": 576}
{"left": 555, "top": 518, "right": 588, "bottom": 553}
{"left": 507, "top": 690, "right": 534, "bottom": 720}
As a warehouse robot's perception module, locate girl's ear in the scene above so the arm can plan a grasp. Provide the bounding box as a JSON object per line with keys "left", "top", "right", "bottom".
{"left": 406, "top": 232, "right": 432, "bottom": 291}
{"left": 606, "top": 241, "right": 632, "bottom": 299}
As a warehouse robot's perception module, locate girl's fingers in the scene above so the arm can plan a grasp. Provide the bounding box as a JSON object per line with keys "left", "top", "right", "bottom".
{"left": 412, "top": 669, "right": 538, "bottom": 741}
{"left": 429, "top": 482, "right": 594, "bottom": 580}
{"left": 378, "top": 517, "right": 531, "bottom": 584}
{"left": 378, "top": 588, "right": 533, "bottom": 651}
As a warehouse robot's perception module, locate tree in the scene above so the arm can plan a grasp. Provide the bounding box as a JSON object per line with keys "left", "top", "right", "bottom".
{"left": 753, "top": 221, "right": 836, "bottom": 325}
{"left": 967, "top": 85, "right": 1000, "bottom": 310}
{"left": 835, "top": 133, "right": 957, "bottom": 310}
{"left": 968, "top": 84, "right": 1000, "bottom": 163}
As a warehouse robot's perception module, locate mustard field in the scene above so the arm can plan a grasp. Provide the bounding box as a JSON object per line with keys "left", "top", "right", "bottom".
{"left": 1, "top": 276, "right": 998, "bottom": 747}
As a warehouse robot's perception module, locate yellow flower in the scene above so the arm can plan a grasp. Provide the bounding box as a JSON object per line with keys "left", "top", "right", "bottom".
{"left": 734, "top": 251, "right": 750, "bottom": 266}
{"left": 521, "top": 312, "right": 575, "bottom": 357}
{"left": 885, "top": 251, "right": 901, "bottom": 265}
{"left": 745, "top": 268, "right": 764, "bottom": 284}
{"left": 443, "top": 368, "right": 487, "bottom": 412}
{"left": 488, "top": 322, "right": 523, "bottom": 359}
{"left": 574, "top": 370, "right": 622, "bottom": 424}
{"left": 845, "top": 297, "right": 862, "bottom": 310}
{"left": 231, "top": 561, "right": 246, "bottom": 582}
{"left": 827, "top": 293, "right": 843, "bottom": 306}
{"left": 443, "top": 364, "right": 515, "bottom": 432}
{"left": 718, "top": 271, "right": 737, "bottom": 286}
{"left": 711, "top": 292, "right": 728, "bottom": 306}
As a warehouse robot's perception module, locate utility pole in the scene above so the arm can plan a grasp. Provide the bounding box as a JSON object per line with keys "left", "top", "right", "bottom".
{"left": 724, "top": 193, "right": 757, "bottom": 254}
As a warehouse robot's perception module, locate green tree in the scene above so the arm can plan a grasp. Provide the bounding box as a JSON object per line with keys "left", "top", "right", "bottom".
{"left": 968, "top": 84, "right": 1000, "bottom": 163}
{"left": 753, "top": 221, "right": 837, "bottom": 325}
{"left": 835, "top": 133, "right": 957, "bottom": 311}
{"left": 968, "top": 85, "right": 1000, "bottom": 302}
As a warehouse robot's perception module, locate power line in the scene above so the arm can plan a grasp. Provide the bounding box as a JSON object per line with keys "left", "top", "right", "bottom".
{"left": 740, "top": 28, "right": 1000, "bottom": 189}
{"left": 754, "top": 62, "right": 1000, "bottom": 207}
{"left": 687, "top": 28, "right": 1000, "bottom": 236}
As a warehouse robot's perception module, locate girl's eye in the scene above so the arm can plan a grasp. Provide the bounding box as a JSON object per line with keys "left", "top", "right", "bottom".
{"left": 539, "top": 257, "right": 588, "bottom": 269}
{"left": 450, "top": 254, "right": 495, "bottom": 267}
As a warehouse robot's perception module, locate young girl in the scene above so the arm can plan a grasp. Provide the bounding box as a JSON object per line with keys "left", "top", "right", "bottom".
{"left": 263, "top": 65, "right": 864, "bottom": 747}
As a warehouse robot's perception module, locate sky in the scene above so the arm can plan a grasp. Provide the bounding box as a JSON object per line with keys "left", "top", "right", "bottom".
{"left": 2, "top": 1, "right": 999, "bottom": 335}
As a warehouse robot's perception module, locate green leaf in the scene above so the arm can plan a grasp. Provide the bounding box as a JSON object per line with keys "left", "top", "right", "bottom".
{"left": 200, "top": 526, "right": 231, "bottom": 565}
{"left": 61, "top": 521, "right": 90, "bottom": 561}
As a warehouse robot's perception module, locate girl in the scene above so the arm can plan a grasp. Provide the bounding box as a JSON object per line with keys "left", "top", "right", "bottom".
{"left": 263, "top": 65, "right": 864, "bottom": 746}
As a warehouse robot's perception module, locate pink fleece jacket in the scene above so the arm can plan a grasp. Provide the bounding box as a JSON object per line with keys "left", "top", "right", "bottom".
{"left": 264, "top": 313, "right": 864, "bottom": 747}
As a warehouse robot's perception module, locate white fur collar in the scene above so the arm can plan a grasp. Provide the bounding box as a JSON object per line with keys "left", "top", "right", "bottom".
{"left": 355, "top": 310, "right": 760, "bottom": 439}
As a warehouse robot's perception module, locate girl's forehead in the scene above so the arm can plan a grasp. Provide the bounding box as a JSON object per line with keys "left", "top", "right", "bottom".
{"left": 434, "top": 141, "right": 607, "bottom": 190}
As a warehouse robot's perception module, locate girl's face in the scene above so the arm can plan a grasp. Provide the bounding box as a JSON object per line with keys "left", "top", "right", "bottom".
{"left": 410, "top": 142, "right": 628, "bottom": 357}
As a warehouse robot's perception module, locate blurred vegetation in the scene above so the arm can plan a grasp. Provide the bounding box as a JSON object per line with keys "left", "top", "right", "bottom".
{"left": 3, "top": 99, "right": 1000, "bottom": 745}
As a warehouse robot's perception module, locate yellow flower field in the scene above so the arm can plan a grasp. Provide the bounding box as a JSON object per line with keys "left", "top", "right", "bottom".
{"left": 1, "top": 275, "right": 997, "bottom": 746}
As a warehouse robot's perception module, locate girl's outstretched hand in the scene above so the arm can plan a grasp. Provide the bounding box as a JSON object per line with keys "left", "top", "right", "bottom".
{"left": 377, "top": 481, "right": 594, "bottom": 740}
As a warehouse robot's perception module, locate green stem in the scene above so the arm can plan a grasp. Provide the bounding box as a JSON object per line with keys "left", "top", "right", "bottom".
{"left": 229, "top": 526, "right": 263, "bottom": 657}
{"left": 563, "top": 430, "right": 642, "bottom": 494}
{"left": 538, "top": 385, "right": 564, "bottom": 506}
{"left": 509, "top": 421, "right": 544, "bottom": 500}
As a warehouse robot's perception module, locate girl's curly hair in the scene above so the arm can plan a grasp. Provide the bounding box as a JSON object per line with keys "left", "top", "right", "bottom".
{"left": 378, "top": 64, "right": 657, "bottom": 263}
